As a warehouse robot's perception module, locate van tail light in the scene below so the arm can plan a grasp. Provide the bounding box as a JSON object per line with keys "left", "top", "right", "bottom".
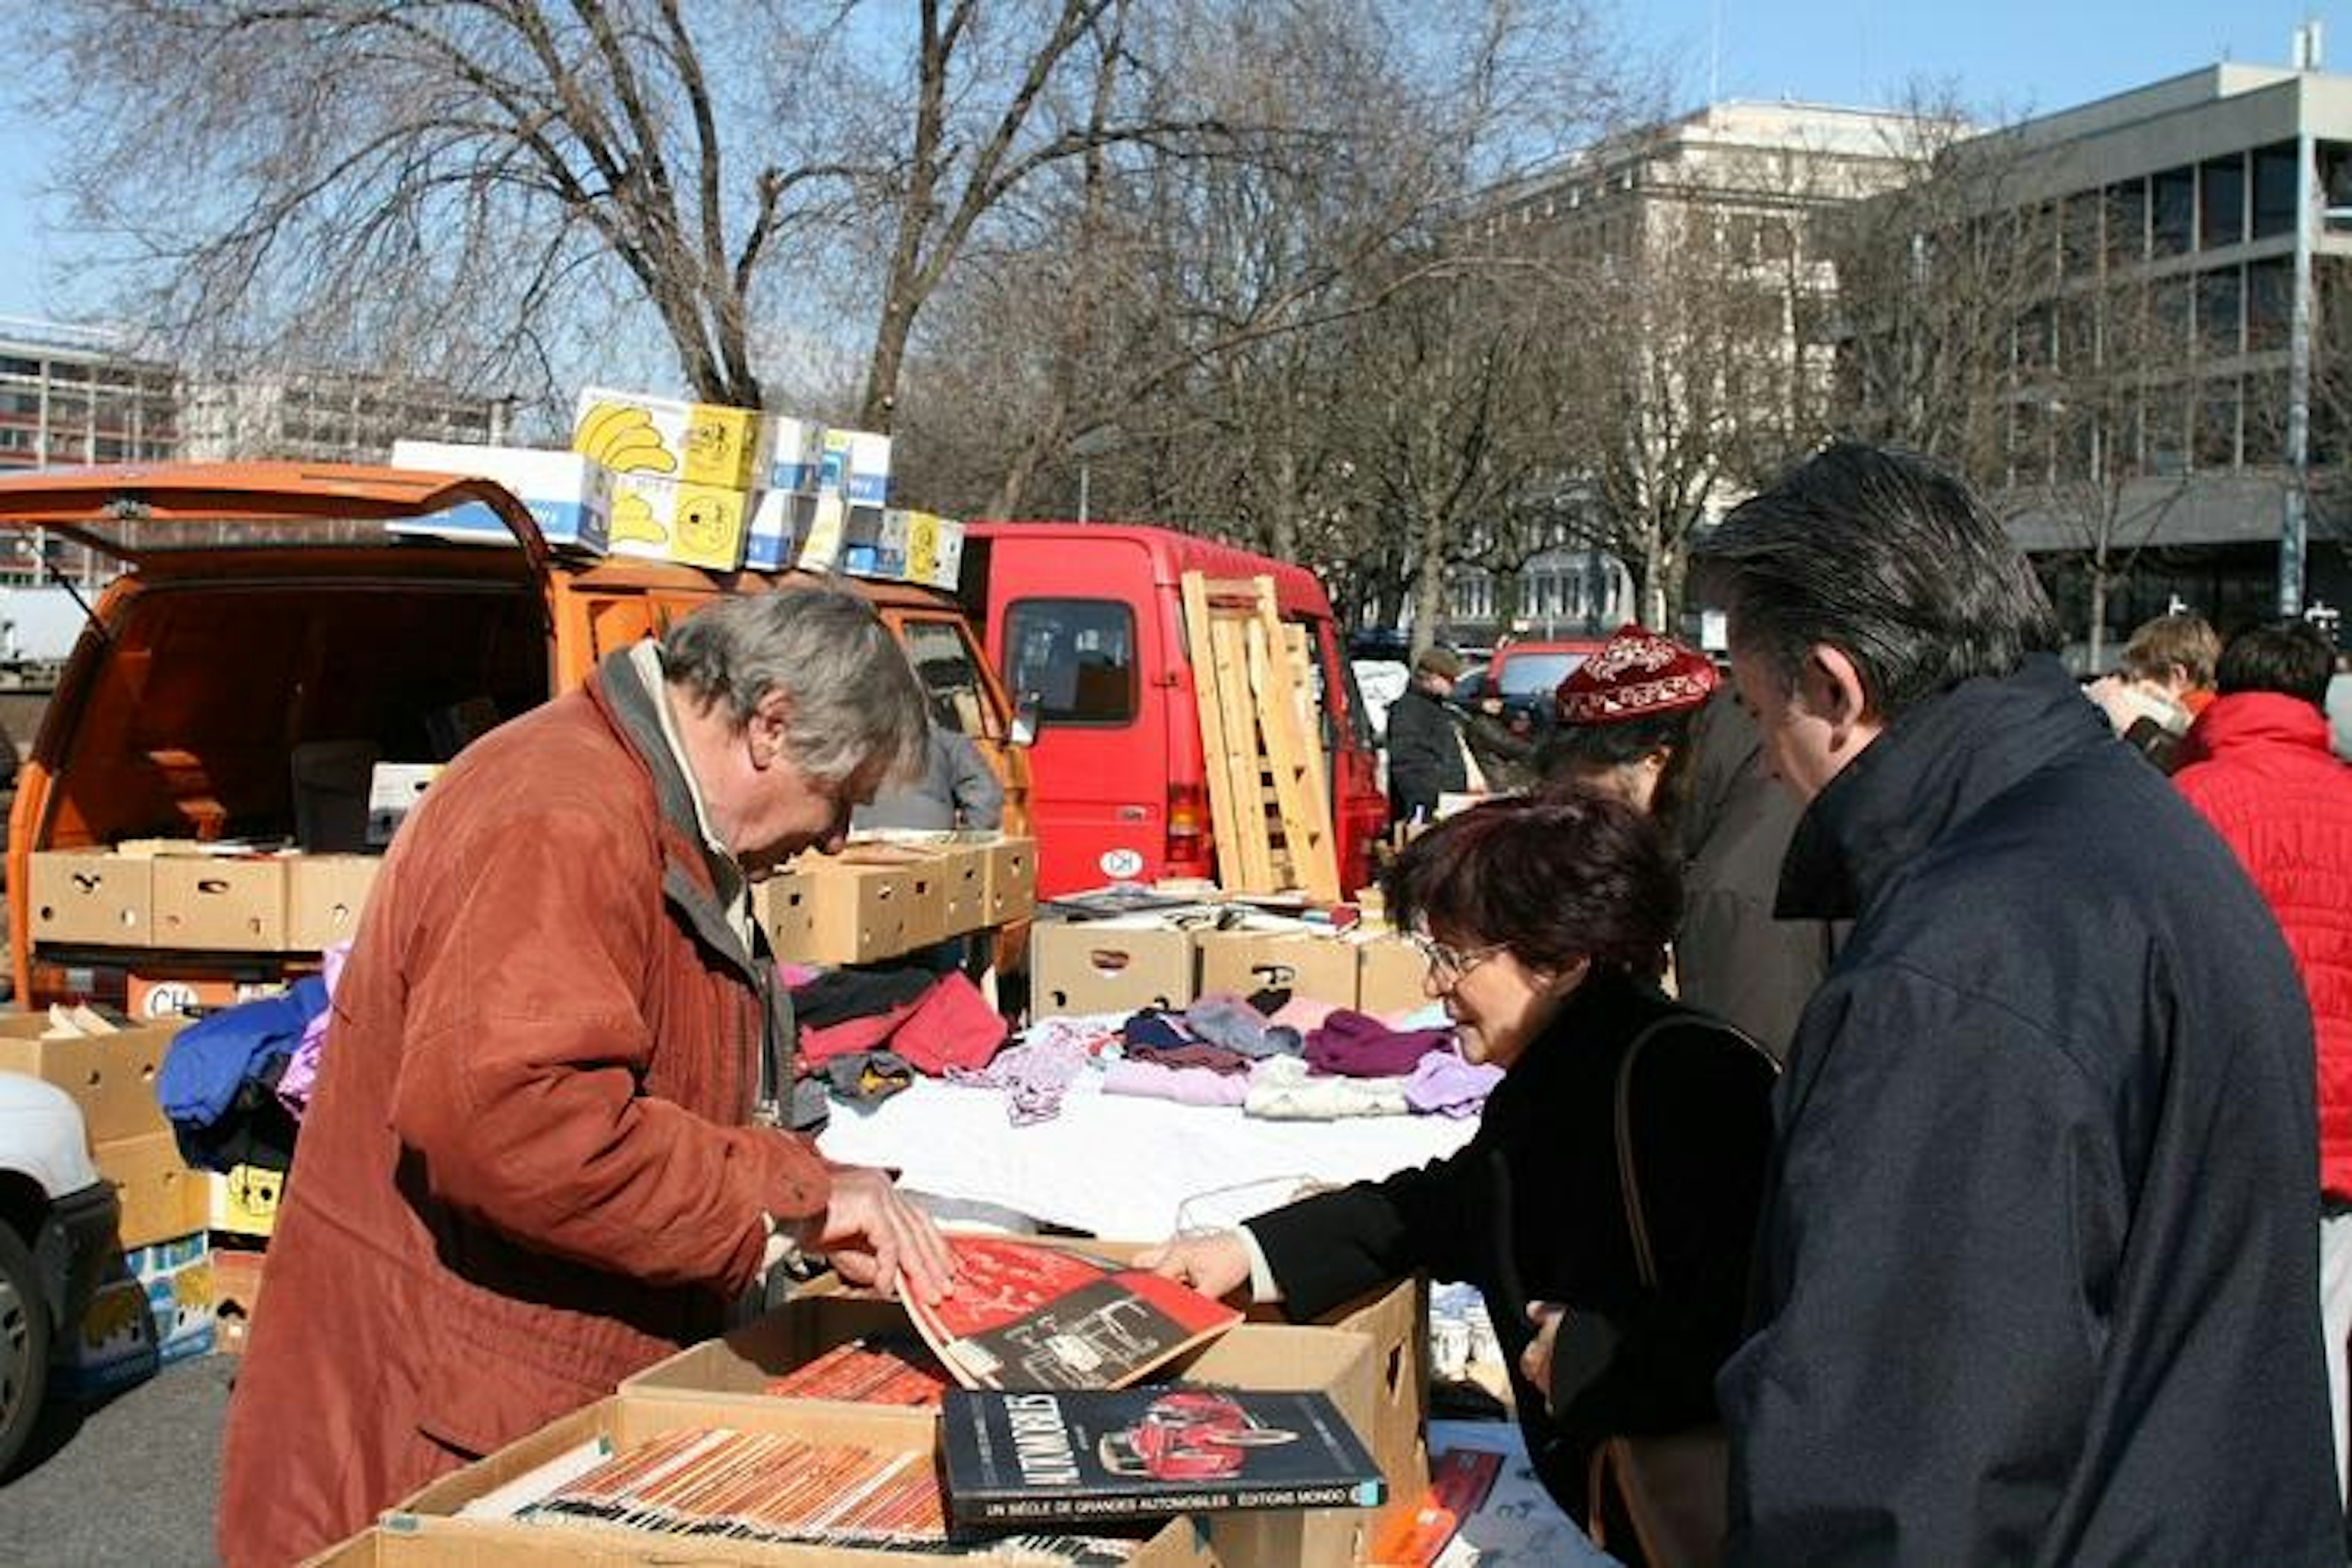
{"left": 1166, "top": 782, "right": 1215, "bottom": 879}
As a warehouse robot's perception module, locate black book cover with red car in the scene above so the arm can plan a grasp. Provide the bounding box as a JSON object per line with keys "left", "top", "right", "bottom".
{"left": 938, "top": 1384, "right": 1386, "bottom": 1526}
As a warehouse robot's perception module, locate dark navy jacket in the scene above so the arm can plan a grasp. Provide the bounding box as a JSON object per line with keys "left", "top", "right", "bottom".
{"left": 1721, "top": 655, "right": 2339, "bottom": 1564}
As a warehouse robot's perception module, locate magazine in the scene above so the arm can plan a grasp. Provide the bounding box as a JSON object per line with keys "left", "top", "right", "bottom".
{"left": 906, "top": 1235, "right": 1243, "bottom": 1392}
{"left": 940, "top": 1385, "right": 1386, "bottom": 1526}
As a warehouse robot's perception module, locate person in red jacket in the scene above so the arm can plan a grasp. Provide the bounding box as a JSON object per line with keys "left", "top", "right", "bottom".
{"left": 2174, "top": 617, "right": 2352, "bottom": 1506}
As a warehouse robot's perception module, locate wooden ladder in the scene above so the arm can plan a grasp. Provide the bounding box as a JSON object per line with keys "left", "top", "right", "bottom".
{"left": 1180, "top": 570, "right": 1340, "bottom": 900}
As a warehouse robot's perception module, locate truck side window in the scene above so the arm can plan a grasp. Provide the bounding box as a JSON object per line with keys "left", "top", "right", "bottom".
{"left": 1005, "top": 598, "right": 1135, "bottom": 726}
{"left": 900, "top": 618, "right": 995, "bottom": 737}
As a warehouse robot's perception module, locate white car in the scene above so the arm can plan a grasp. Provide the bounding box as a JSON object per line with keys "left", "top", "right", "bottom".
{"left": 0, "top": 1072, "right": 117, "bottom": 1474}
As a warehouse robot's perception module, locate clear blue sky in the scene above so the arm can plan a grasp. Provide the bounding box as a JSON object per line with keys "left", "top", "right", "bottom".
{"left": 0, "top": 1, "right": 2337, "bottom": 323}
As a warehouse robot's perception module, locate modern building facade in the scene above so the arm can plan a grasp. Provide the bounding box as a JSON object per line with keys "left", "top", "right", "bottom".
{"left": 1865, "top": 59, "right": 2352, "bottom": 648}
{"left": 1445, "top": 100, "right": 1928, "bottom": 646}
{"left": 0, "top": 317, "right": 179, "bottom": 474}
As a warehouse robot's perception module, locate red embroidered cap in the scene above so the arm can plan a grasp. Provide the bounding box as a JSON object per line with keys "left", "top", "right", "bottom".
{"left": 1555, "top": 623, "right": 1719, "bottom": 725}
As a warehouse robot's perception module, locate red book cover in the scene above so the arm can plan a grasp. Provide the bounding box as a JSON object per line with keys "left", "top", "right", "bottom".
{"left": 908, "top": 1236, "right": 1243, "bottom": 1392}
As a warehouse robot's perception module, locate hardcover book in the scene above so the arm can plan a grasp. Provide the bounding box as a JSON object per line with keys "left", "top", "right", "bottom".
{"left": 907, "top": 1236, "right": 1243, "bottom": 1392}
{"left": 941, "top": 1385, "right": 1385, "bottom": 1526}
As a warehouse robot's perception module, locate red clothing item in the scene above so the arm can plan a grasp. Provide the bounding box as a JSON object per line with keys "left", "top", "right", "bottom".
{"left": 796, "top": 971, "right": 1008, "bottom": 1074}
{"left": 2176, "top": 692, "right": 2352, "bottom": 1195}
{"left": 218, "top": 663, "right": 832, "bottom": 1566}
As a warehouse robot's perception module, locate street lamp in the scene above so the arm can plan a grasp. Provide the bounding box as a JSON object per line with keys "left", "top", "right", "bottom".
{"left": 1069, "top": 424, "right": 1120, "bottom": 524}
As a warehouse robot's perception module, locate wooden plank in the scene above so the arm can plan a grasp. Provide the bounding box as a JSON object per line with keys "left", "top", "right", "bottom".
{"left": 1212, "top": 614, "right": 1279, "bottom": 890}
{"left": 1249, "top": 579, "right": 1339, "bottom": 899}
{"left": 1181, "top": 570, "right": 1251, "bottom": 891}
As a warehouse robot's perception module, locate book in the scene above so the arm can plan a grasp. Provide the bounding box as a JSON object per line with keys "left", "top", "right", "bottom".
{"left": 906, "top": 1235, "right": 1243, "bottom": 1392}
{"left": 940, "top": 1385, "right": 1387, "bottom": 1526}
{"left": 1366, "top": 1446, "right": 1507, "bottom": 1566}
{"left": 761, "top": 1332, "right": 953, "bottom": 1408}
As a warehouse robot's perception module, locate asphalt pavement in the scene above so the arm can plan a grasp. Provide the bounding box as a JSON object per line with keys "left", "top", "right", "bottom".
{"left": 0, "top": 1354, "right": 235, "bottom": 1566}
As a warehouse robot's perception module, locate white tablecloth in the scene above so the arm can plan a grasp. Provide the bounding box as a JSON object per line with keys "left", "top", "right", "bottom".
{"left": 816, "top": 1071, "right": 1479, "bottom": 1241}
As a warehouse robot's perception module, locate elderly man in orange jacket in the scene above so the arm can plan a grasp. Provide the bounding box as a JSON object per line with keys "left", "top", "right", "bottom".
{"left": 217, "top": 589, "right": 957, "bottom": 1565}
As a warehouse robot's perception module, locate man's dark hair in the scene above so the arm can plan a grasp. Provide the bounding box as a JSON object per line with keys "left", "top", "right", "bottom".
{"left": 1691, "top": 441, "right": 2061, "bottom": 722}
{"left": 2215, "top": 619, "right": 2334, "bottom": 707}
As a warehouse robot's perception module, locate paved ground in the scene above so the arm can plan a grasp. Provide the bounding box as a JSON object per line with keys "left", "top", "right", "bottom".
{"left": 0, "top": 1354, "right": 234, "bottom": 1566}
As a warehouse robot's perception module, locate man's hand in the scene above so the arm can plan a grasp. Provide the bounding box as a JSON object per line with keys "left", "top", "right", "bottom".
{"left": 809, "top": 1166, "right": 956, "bottom": 1305}
{"left": 1520, "top": 1300, "right": 1566, "bottom": 1408}
{"left": 1136, "top": 1232, "right": 1251, "bottom": 1300}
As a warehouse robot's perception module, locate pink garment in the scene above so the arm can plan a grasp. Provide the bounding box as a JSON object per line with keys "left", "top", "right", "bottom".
{"left": 947, "top": 1031, "right": 1095, "bottom": 1125}
{"left": 795, "top": 973, "right": 1006, "bottom": 1075}
{"left": 275, "top": 941, "right": 352, "bottom": 1118}
{"left": 1304, "top": 1008, "right": 1453, "bottom": 1077}
{"left": 1101, "top": 1057, "right": 1251, "bottom": 1107}
{"left": 1401, "top": 1050, "right": 1504, "bottom": 1118}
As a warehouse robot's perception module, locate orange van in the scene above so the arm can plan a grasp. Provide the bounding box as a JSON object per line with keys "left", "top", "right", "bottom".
{"left": 960, "top": 521, "right": 1384, "bottom": 899}
{"left": 0, "top": 462, "right": 1027, "bottom": 1009}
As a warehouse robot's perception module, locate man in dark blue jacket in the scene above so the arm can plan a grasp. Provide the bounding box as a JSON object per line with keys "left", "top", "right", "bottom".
{"left": 1694, "top": 442, "right": 2340, "bottom": 1562}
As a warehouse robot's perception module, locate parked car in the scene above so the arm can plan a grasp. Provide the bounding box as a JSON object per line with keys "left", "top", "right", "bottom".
{"left": 0, "top": 462, "right": 1028, "bottom": 1009}
{"left": 962, "top": 522, "right": 1386, "bottom": 898}
{"left": 0, "top": 1073, "right": 115, "bottom": 1474}
{"left": 1485, "top": 638, "right": 1608, "bottom": 712}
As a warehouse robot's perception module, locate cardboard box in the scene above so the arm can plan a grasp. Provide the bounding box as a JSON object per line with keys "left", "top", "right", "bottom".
{"left": 833, "top": 843, "right": 954, "bottom": 948}
{"left": 793, "top": 491, "right": 846, "bottom": 571}
{"left": 368, "top": 762, "right": 443, "bottom": 848}
{"left": 740, "top": 488, "right": 800, "bottom": 572}
{"left": 819, "top": 426, "right": 892, "bottom": 507}
{"left": 627, "top": 1294, "right": 1387, "bottom": 1568}
{"left": 382, "top": 1390, "right": 1212, "bottom": 1566}
{"left": 0, "top": 1014, "right": 179, "bottom": 1145}
{"left": 1030, "top": 919, "right": 1195, "bottom": 1016}
{"left": 151, "top": 853, "right": 289, "bottom": 951}
{"left": 211, "top": 1161, "right": 286, "bottom": 1239}
{"left": 95, "top": 1131, "right": 211, "bottom": 1250}
{"left": 605, "top": 472, "right": 751, "bottom": 571}
{"left": 763, "top": 415, "right": 826, "bottom": 494}
{"left": 768, "top": 859, "right": 917, "bottom": 965}
{"left": 388, "top": 442, "right": 614, "bottom": 554}
{"left": 750, "top": 870, "right": 815, "bottom": 957}
{"left": 211, "top": 1244, "right": 266, "bottom": 1357}
{"left": 28, "top": 851, "right": 153, "bottom": 946}
{"left": 1196, "top": 929, "right": 1360, "bottom": 1008}
{"left": 1353, "top": 932, "right": 1429, "bottom": 1017}
{"left": 963, "top": 833, "right": 1036, "bottom": 924}
{"left": 55, "top": 1231, "right": 214, "bottom": 1398}
{"left": 922, "top": 515, "right": 965, "bottom": 591}
{"left": 843, "top": 508, "right": 911, "bottom": 580}
{"left": 573, "top": 386, "right": 769, "bottom": 491}
{"left": 286, "top": 854, "right": 380, "bottom": 949}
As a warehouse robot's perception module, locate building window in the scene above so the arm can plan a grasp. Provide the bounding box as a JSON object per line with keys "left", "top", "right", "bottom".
{"left": 2324, "top": 143, "right": 2352, "bottom": 233}
{"left": 2196, "top": 266, "right": 2243, "bottom": 359}
{"left": 2198, "top": 154, "right": 2247, "bottom": 249}
{"left": 2061, "top": 191, "right": 2102, "bottom": 277}
{"left": 2105, "top": 179, "right": 2147, "bottom": 267}
{"left": 2151, "top": 166, "right": 2195, "bottom": 256}
{"left": 2246, "top": 257, "right": 2292, "bottom": 353}
{"left": 2152, "top": 274, "right": 2195, "bottom": 357}
{"left": 2239, "top": 370, "right": 2286, "bottom": 466}
{"left": 2252, "top": 143, "right": 2298, "bottom": 239}
{"left": 2193, "top": 380, "right": 2239, "bottom": 469}
{"left": 2144, "top": 382, "right": 2189, "bottom": 475}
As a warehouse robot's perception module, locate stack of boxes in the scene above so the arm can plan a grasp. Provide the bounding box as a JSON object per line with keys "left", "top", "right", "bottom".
{"left": 386, "top": 386, "right": 965, "bottom": 588}
{"left": 0, "top": 1008, "right": 215, "bottom": 1394}
{"left": 754, "top": 834, "right": 1036, "bottom": 967}
{"left": 1027, "top": 902, "right": 1427, "bottom": 1019}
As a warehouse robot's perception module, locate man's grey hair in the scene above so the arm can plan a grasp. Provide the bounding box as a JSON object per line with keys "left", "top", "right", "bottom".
{"left": 660, "top": 588, "right": 929, "bottom": 788}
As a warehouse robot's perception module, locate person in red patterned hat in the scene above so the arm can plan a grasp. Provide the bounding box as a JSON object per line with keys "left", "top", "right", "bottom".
{"left": 1540, "top": 624, "right": 1719, "bottom": 824}
{"left": 1540, "top": 623, "right": 1835, "bottom": 1061}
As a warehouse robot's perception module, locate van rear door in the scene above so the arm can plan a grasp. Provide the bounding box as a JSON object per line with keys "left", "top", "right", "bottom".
{"left": 982, "top": 535, "right": 1172, "bottom": 897}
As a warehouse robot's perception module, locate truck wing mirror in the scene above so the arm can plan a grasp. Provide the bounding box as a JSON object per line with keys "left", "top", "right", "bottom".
{"left": 1010, "top": 692, "right": 1044, "bottom": 747}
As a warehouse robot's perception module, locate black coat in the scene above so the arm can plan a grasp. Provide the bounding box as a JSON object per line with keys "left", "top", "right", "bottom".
{"left": 1249, "top": 973, "right": 1775, "bottom": 1518}
{"left": 1722, "top": 656, "right": 2340, "bottom": 1565}
{"left": 1384, "top": 685, "right": 1467, "bottom": 822}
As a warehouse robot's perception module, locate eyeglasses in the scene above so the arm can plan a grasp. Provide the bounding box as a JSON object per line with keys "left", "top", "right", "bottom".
{"left": 1408, "top": 932, "right": 1507, "bottom": 987}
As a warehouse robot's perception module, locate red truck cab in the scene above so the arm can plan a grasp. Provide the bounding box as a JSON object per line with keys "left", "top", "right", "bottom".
{"left": 962, "top": 522, "right": 1384, "bottom": 899}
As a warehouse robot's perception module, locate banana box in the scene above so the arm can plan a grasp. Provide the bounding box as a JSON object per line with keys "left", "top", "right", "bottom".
{"left": 765, "top": 415, "right": 827, "bottom": 494}
{"left": 606, "top": 472, "right": 752, "bottom": 571}
{"left": 742, "top": 488, "right": 802, "bottom": 573}
{"left": 573, "top": 386, "right": 769, "bottom": 491}
{"left": 906, "top": 511, "right": 966, "bottom": 590}
{"left": 387, "top": 442, "right": 612, "bottom": 554}
{"left": 55, "top": 1231, "right": 214, "bottom": 1398}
